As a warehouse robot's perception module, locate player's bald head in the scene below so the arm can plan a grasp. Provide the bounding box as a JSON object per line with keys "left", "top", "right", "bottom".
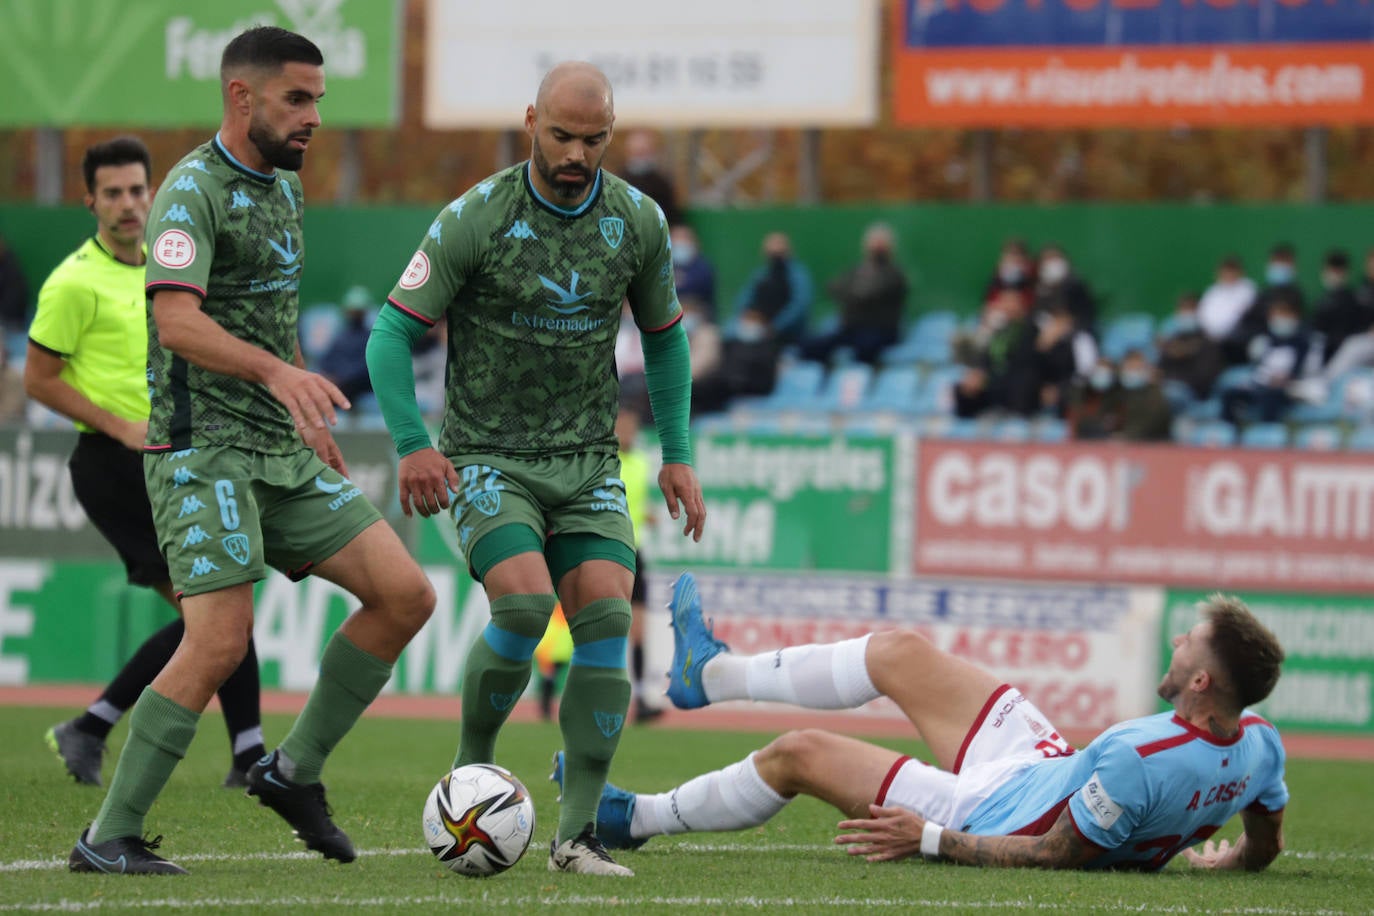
{"left": 534, "top": 61, "right": 614, "bottom": 120}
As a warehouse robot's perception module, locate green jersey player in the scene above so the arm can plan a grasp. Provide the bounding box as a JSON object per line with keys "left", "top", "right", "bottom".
{"left": 68, "top": 26, "right": 435, "bottom": 877}
{"left": 367, "top": 62, "right": 706, "bottom": 876}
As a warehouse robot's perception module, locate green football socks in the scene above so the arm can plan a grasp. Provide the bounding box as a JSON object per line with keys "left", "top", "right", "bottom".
{"left": 558, "top": 597, "right": 633, "bottom": 843}
{"left": 88, "top": 689, "right": 199, "bottom": 844}
{"left": 454, "top": 594, "right": 556, "bottom": 767}
{"left": 278, "top": 631, "right": 394, "bottom": 785}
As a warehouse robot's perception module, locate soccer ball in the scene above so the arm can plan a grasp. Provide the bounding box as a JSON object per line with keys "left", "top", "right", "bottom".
{"left": 421, "top": 763, "right": 536, "bottom": 877}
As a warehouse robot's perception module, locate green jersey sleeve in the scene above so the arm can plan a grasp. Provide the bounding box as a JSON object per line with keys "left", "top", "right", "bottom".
{"left": 386, "top": 196, "right": 482, "bottom": 324}
{"left": 145, "top": 166, "right": 220, "bottom": 299}
{"left": 626, "top": 203, "right": 682, "bottom": 332}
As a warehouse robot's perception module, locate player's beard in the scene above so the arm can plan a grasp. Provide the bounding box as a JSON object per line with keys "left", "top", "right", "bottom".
{"left": 532, "top": 136, "right": 593, "bottom": 202}
{"left": 249, "top": 116, "right": 308, "bottom": 171}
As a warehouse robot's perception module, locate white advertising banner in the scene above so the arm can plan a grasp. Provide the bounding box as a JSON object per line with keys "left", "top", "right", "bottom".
{"left": 646, "top": 572, "right": 1163, "bottom": 734}
{"left": 423, "top": 0, "right": 880, "bottom": 127}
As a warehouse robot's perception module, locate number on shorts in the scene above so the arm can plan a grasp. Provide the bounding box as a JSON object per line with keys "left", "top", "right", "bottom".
{"left": 461, "top": 465, "right": 505, "bottom": 504}
{"left": 214, "top": 480, "right": 240, "bottom": 531}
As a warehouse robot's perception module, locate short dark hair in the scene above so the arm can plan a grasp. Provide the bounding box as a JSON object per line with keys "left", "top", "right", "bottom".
{"left": 1269, "top": 242, "right": 1296, "bottom": 261}
{"left": 1325, "top": 249, "right": 1350, "bottom": 271}
{"left": 81, "top": 137, "right": 151, "bottom": 194}
{"left": 1201, "top": 594, "right": 1284, "bottom": 710}
{"left": 221, "top": 25, "right": 323, "bottom": 80}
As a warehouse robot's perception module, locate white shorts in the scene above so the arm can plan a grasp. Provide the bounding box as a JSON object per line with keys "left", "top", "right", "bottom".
{"left": 875, "top": 685, "right": 1074, "bottom": 830}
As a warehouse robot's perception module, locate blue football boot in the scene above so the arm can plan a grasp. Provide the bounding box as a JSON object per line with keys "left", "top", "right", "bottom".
{"left": 549, "top": 751, "right": 646, "bottom": 851}
{"left": 665, "top": 572, "right": 729, "bottom": 710}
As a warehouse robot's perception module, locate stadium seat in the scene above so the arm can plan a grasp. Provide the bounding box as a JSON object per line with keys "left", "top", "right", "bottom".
{"left": 911, "top": 365, "right": 965, "bottom": 416}
{"left": 1177, "top": 419, "right": 1237, "bottom": 447}
{"left": 939, "top": 418, "right": 986, "bottom": 441}
{"left": 691, "top": 413, "right": 736, "bottom": 436}
{"left": 1238, "top": 422, "right": 1288, "bottom": 449}
{"left": 881, "top": 311, "right": 960, "bottom": 366}
{"left": 989, "top": 417, "right": 1032, "bottom": 442}
{"left": 861, "top": 366, "right": 922, "bottom": 413}
{"left": 1100, "top": 312, "right": 1155, "bottom": 361}
{"left": 810, "top": 363, "right": 873, "bottom": 412}
{"left": 1160, "top": 379, "right": 1196, "bottom": 416}
{"left": 1033, "top": 418, "right": 1069, "bottom": 442}
{"left": 1292, "top": 424, "right": 1343, "bottom": 450}
{"left": 1347, "top": 425, "right": 1374, "bottom": 451}
{"left": 299, "top": 303, "right": 342, "bottom": 366}
{"left": 750, "top": 360, "right": 825, "bottom": 410}
{"left": 1335, "top": 368, "right": 1374, "bottom": 420}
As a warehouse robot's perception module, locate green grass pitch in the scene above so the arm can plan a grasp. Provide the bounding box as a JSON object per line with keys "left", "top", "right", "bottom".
{"left": 1, "top": 706, "right": 1371, "bottom": 914}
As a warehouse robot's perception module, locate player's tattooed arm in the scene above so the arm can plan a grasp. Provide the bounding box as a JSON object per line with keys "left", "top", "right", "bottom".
{"left": 938, "top": 808, "right": 1100, "bottom": 869}
{"left": 837, "top": 804, "right": 1099, "bottom": 869}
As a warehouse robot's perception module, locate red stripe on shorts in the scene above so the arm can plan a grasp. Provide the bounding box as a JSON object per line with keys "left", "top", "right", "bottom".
{"left": 953, "top": 684, "right": 1013, "bottom": 775}
{"left": 875, "top": 755, "right": 911, "bottom": 806}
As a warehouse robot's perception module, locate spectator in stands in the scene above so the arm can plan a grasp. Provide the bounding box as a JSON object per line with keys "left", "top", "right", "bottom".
{"left": 1032, "top": 243, "right": 1097, "bottom": 332}
{"left": 1222, "top": 293, "right": 1311, "bottom": 425}
{"left": 671, "top": 224, "right": 716, "bottom": 318}
{"left": 1311, "top": 249, "right": 1372, "bottom": 366}
{"left": 0, "top": 346, "right": 26, "bottom": 423}
{"left": 732, "top": 232, "right": 812, "bottom": 346}
{"left": 0, "top": 232, "right": 28, "bottom": 332}
{"left": 1033, "top": 302, "right": 1095, "bottom": 417}
{"left": 799, "top": 223, "right": 908, "bottom": 366}
{"left": 1157, "top": 291, "right": 1225, "bottom": 399}
{"left": 1066, "top": 357, "right": 1118, "bottom": 440}
{"left": 692, "top": 310, "right": 780, "bottom": 416}
{"left": 621, "top": 129, "right": 682, "bottom": 227}
{"left": 680, "top": 295, "right": 722, "bottom": 385}
{"left": 1358, "top": 247, "right": 1374, "bottom": 311}
{"left": 411, "top": 315, "right": 447, "bottom": 418}
{"left": 1112, "top": 349, "right": 1174, "bottom": 442}
{"left": 1227, "top": 243, "right": 1305, "bottom": 363}
{"left": 981, "top": 238, "right": 1036, "bottom": 318}
{"left": 318, "top": 285, "right": 375, "bottom": 403}
{"left": 954, "top": 289, "right": 1040, "bottom": 418}
{"left": 1197, "top": 254, "right": 1256, "bottom": 344}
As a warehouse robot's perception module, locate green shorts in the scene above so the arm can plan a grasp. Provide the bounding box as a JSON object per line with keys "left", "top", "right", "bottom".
{"left": 448, "top": 451, "right": 636, "bottom": 583}
{"left": 145, "top": 446, "right": 383, "bottom": 598}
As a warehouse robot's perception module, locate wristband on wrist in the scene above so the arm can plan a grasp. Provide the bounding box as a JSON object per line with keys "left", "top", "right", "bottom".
{"left": 921, "top": 821, "right": 945, "bottom": 860}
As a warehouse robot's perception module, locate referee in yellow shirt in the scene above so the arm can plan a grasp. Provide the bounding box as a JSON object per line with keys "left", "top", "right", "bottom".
{"left": 615, "top": 402, "right": 663, "bottom": 723}
{"left": 26, "top": 137, "right": 264, "bottom": 788}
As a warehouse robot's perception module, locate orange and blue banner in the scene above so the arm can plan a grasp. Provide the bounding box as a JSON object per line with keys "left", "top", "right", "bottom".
{"left": 893, "top": 0, "right": 1374, "bottom": 127}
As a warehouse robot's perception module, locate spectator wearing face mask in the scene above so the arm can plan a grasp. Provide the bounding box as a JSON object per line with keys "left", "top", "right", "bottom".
{"left": 799, "top": 223, "right": 909, "bottom": 365}
{"left": 954, "top": 289, "right": 1040, "bottom": 418}
{"left": 1157, "top": 291, "right": 1225, "bottom": 400}
{"left": 1112, "top": 349, "right": 1173, "bottom": 442}
{"left": 319, "top": 284, "right": 376, "bottom": 403}
{"left": 731, "top": 232, "right": 813, "bottom": 346}
{"left": 692, "top": 309, "right": 780, "bottom": 416}
{"left": 1311, "top": 249, "right": 1373, "bottom": 367}
{"left": 981, "top": 238, "right": 1036, "bottom": 318}
{"left": 671, "top": 224, "right": 716, "bottom": 319}
{"left": 1358, "top": 247, "right": 1374, "bottom": 311}
{"left": 1032, "top": 244, "right": 1097, "bottom": 333}
{"left": 1226, "top": 243, "right": 1305, "bottom": 364}
{"left": 1197, "top": 254, "right": 1257, "bottom": 344}
{"left": 621, "top": 129, "right": 683, "bottom": 227}
{"left": 1222, "top": 294, "right": 1312, "bottom": 425}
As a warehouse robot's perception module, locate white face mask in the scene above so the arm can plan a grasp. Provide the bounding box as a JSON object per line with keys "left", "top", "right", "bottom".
{"left": 671, "top": 242, "right": 696, "bottom": 266}
{"left": 1040, "top": 258, "right": 1069, "bottom": 285}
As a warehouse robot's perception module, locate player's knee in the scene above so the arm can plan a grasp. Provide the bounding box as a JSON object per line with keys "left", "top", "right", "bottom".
{"left": 757, "top": 729, "right": 828, "bottom": 791}
{"left": 388, "top": 571, "right": 436, "bottom": 637}
{"left": 867, "top": 628, "right": 935, "bottom": 682}
{"left": 185, "top": 627, "right": 253, "bottom": 684}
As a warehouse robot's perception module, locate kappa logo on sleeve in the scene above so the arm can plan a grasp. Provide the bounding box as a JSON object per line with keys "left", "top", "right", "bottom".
{"left": 399, "top": 250, "right": 430, "bottom": 290}
{"left": 1080, "top": 771, "right": 1123, "bottom": 830}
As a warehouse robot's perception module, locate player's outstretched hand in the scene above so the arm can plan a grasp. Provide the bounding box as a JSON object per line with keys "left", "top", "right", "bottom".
{"left": 300, "top": 424, "right": 350, "bottom": 477}
{"left": 659, "top": 462, "right": 706, "bottom": 542}
{"left": 835, "top": 804, "right": 926, "bottom": 862}
{"left": 264, "top": 362, "right": 350, "bottom": 431}
{"left": 1182, "top": 838, "right": 1233, "bottom": 869}
{"left": 399, "top": 447, "right": 461, "bottom": 518}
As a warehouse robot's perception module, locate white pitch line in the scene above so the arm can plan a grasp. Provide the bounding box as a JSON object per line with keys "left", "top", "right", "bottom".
{"left": 0, "top": 895, "right": 1356, "bottom": 915}
{"left": 2, "top": 843, "right": 1370, "bottom": 874}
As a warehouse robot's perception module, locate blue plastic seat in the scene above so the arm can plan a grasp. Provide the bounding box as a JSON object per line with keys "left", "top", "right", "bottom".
{"left": 990, "top": 417, "right": 1032, "bottom": 442}
{"left": 1238, "top": 422, "right": 1288, "bottom": 449}
{"left": 1100, "top": 313, "right": 1156, "bottom": 361}
{"left": 761, "top": 361, "right": 825, "bottom": 409}
{"left": 1292, "top": 424, "right": 1343, "bottom": 450}
{"left": 1178, "top": 419, "right": 1237, "bottom": 447}
{"left": 1033, "top": 418, "right": 1069, "bottom": 442}
{"left": 1347, "top": 425, "right": 1374, "bottom": 451}
{"left": 861, "top": 366, "right": 922, "bottom": 413}
{"left": 912, "top": 365, "right": 966, "bottom": 416}
{"left": 811, "top": 364, "right": 873, "bottom": 412}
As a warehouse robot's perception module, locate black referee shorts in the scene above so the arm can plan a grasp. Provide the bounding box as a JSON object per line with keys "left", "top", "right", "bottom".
{"left": 631, "top": 548, "right": 647, "bottom": 605}
{"left": 68, "top": 432, "right": 169, "bottom": 587}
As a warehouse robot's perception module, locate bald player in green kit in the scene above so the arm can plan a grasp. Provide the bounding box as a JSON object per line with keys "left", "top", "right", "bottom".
{"left": 367, "top": 61, "right": 705, "bottom": 876}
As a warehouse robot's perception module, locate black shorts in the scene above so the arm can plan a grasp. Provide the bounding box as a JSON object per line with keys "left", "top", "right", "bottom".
{"left": 631, "top": 548, "right": 647, "bottom": 605}
{"left": 69, "top": 432, "right": 169, "bottom": 587}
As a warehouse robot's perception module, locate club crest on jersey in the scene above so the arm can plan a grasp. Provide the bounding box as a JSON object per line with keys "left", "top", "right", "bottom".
{"left": 222, "top": 533, "right": 251, "bottom": 566}
{"left": 599, "top": 217, "right": 624, "bottom": 250}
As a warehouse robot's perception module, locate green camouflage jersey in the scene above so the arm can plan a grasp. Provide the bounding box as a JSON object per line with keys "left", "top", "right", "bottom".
{"left": 387, "top": 163, "right": 680, "bottom": 458}
{"left": 143, "top": 134, "right": 305, "bottom": 456}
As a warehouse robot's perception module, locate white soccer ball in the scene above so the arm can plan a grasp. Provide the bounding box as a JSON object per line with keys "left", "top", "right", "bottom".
{"left": 421, "top": 763, "right": 536, "bottom": 877}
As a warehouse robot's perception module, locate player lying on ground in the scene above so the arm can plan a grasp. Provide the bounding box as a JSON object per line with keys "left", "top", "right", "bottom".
{"left": 554, "top": 573, "right": 1286, "bottom": 871}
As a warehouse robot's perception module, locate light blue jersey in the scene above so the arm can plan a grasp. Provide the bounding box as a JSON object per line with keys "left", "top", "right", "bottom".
{"left": 963, "top": 711, "right": 1288, "bottom": 870}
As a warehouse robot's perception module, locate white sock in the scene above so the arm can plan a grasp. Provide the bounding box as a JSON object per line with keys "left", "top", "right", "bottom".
{"left": 631, "top": 752, "right": 788, "bottom": 838}
{"left": 702, "top": 635, "right": 880, "bottom": 709}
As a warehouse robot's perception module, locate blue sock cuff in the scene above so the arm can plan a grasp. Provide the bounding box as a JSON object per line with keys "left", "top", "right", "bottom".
{"left": 483, "top": 622, "right": 542, "bottom": 662}
{"left": 571, "top": 636, "right": 628, "bottom": 669}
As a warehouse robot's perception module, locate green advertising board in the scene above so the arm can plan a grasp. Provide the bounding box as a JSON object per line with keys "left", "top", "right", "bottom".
{"left": 0, "top": 0, "right": 399, "bottom": 127}
{"left": 1163, "top": 591, "right": 1374, "bottom": 735}
{"left": 641, "top": 433, "right": 899, "bottom": 572}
